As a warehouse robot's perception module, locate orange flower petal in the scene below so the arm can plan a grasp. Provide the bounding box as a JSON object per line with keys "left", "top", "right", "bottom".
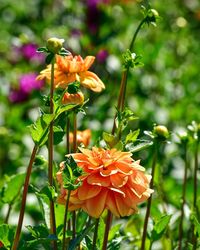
{"left": 87, "top": 173, "right": 110, "bottom": 187}
{"left": 78, "top": 71, "right": 105, "bottom": 92}
{"left": 84, "top": 56, "right": 95, "bottom": 70}
{"left": 84, "top": 189, "right": 108, "bottom": 218}
{"left": 77, "top": 181, "right": 102, "bottom": 200}
{"left": 116, "top": 161, "right": 133, "bottom": 174}
{"left": 110, "top": 173, "right": 128, "bottom": 188}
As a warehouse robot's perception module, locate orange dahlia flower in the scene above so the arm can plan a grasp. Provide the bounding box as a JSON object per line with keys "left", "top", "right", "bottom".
{"left": 37, "top": 55, "right": 105, "bottom": 92}
{"left": 62, "top": 91, "right": 84, "bottom": 105}
{"left": 69, "top": 129, "right": 91, "bottom": 147}
{"left": 57, "top": 147, "right": 153, "bottom": 218}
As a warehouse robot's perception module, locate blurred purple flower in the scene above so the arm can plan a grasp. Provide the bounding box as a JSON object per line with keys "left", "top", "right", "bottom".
{"left": 9, "top": 89, "right": 29, "bottom": 103}
{"left": 96, "top": 49, "right": 109, "bottom": 63}
{"left": 9, "top": 73, "right": 44, "bottom": 103}
{"left": 19, "top": 73, "right": 44, "bottom": 93}
{"left": 21, "top": 43, "right": 44, "bottom": 63}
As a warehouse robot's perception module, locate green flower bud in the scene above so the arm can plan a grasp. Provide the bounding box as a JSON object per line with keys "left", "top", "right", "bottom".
{"left": 147, "top": 9, "right": 159, "bottom": 18}
{"left": 46, "top": 37, "right": 64, "bottom": 54}
{"left": 153, "top": 125, "right": 169, "bottom": 140}
{"left": 178, "top": 131, "right": 189, "bottom": 143}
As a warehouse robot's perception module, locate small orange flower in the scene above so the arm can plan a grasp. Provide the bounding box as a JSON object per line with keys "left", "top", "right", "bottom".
{"left": 69, "top": 129, "right": 91, "bottom": 147}
{"left": 62, "top": 91, "right": 84, "bottom": 105}
{"left": 57, "top": 147, "right": 153, "bottom": 218}
{"left": 37, "top": 55, "right": 105, "bottom": 92}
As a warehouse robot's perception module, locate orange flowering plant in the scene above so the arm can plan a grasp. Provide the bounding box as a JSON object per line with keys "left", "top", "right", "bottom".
{"left": 5, "top": 5, "right": 170, "bottom": 250}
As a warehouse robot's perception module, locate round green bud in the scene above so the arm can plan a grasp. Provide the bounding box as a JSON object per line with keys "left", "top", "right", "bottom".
{"left": 46, "top": 37, "right": 64, "bottom": 54}
{"left": 147, "top": 9, "right": 159, "bottom": 18}
{"left": 153, "top": 125, "right": 169, "bottom": 140}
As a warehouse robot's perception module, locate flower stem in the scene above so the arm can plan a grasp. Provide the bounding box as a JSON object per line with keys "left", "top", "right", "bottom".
{"left": 192, "top": 141, "right": 199, "bottom": 250}
{"left": 112, "top": 18, "right": 146, "bottom": 134}
{"left": 140, "top": 145, "right": 157, "bottom": 250}
{"left": 92, "top": 218, "right": 99, "bottom": 250}
{"left": 12, "top": 145, "right": 38, "bottom": 250}
{"left": 62, "top": 190, "right": 71, "bottom": 250}
{"left": 102, "top": 210, "right": 112, "bottom": 250}
{"left": 178, "top": 143, "right": 188, "bottom": 250}
{"left": 4, "top": 203, "right": 12, "bottom": 224}
{"left": 72, "top": 111, "right": 77, "bottom": 239}
{"left": 62, "top": 115, "right": 71, "bottom": 250}
{"left": 66, "top": 115, "right": 70, "bottom": 154}
{"left": 48, "top": 57, "right": 58, "bottom": 250}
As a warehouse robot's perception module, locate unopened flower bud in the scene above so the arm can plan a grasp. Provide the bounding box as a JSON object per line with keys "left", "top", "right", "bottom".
{"left": 178, "top": 131, "right": 188, "bottom": 143}
{"left": 46, "top": 38, "right": 64, "bottom": 54}
{"left": 147, "top": 9, "right": 159, "bottom": 18}
{"left": 62, "top": 91, "right": 84, "bottom": 105}
{"left": 153, "top": 125, "right": 169, "bottom": 140}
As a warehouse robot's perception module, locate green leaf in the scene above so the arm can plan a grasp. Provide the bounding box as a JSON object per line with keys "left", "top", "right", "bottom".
{"left": 0, "top": 224, "right": 14, "bottom": 249}
{"left": 125, "top": 141, "right": 153, "bottom": 153}
{"left": 54, "top": 103, "right": 77, "bottom": 119}
{"left": 1, "top": 173, "right": 25, "bottom": 204}
{"left": 45, "top": 53, "right": 54, "bottom": 64}
{"left": 151, "top": 215, "right": 171, "bottom": 241}
{"left": 97, "top": 217, "right": 105, "bottom": 249}
{"left": 29, "top": 113, "right": 54, "bottom": 146}
{"left": 103, "top": 132, "right": 118, "bottom": 148}
{"left": 37, "top": 47, "right": 48, "bottom": 53}
{"left": 68, "top": 222, "right": 95, "bottom": 250}
{"left": 85, "top": 235, "right": 93, "bottom": 250}
{"left": 125, "top": 129, "right": 140, "bottom": 144}
{"left": 76, "top": 210, "right": 88, "bottom": 233}
{"left": 108, "top": 224, "right": 121, "bottom": 241}
{"left": 26, "top": 224, "right": 49, "bottom": 239}
{"left": 53, "top": 125, "right": 65, "bottom": 145}
{"left": 190, "top": 214, "right": 200, "bottom": 236}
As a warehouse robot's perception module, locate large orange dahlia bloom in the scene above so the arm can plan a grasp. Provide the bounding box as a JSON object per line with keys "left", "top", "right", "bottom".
{"left": 56, "top": 147, "right": 153, "bottom": 218}
{"left": 37, "top": 55, "right": 105, "bottom": 92}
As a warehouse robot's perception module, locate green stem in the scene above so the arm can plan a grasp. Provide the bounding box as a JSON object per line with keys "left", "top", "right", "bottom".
{"left": 178, "top": 143, "right": 188, "bottom": 250}
{"left": 12, "top": 145, "right": 38, "bottom": 250}
{"left": 4, "top": 203, "right": 12, "bottom": 224}
{"left": 48, "top": 57, "right": 58, "bottom": 250}
{"left": 192, "top": 141, "right": 199, "bottom": 250}
{"left": 92, "top": 218, "right": 100, "bottom": 250}
{"left": 141, "top": 145, "right": 157, "bottom": 250}
{"left": 62, "top": 190, "right": 71, "bottom": 250}
{"left": 102, "top": 211, "right": 112, "bottom": 250}
{"left": 66, "top": 115, "right": 70, "bottom": 154}
{"left": 72, "top": 112, "right": 77, "bottom": 239}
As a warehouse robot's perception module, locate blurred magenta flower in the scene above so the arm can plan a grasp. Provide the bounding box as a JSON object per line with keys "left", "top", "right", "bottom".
{"left": 21, "top": 43, "right": 44, "bottom": 62}
{"left": 9, "top": 73, "right": 44, "bottom": 103}
{"left": 19, "top": 73, "right": 44, "bottom": 94}
{"left": 96, "top": 49, "right": 109, "bottom": 63}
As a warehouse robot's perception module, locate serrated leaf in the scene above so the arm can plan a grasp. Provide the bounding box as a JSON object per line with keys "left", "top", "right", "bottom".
{"left": 54, "top": 103, "right": 77, "bottom": 119}
{"left": 125, "top": 129, "right": 140, "bottom": 144}
{"left": 1, "top": 173, "right": 25, "bottom": 203}
{"left": 125, "top": 141, "right": 153, "bottom": 153}
{"left": 151, "top": 215, "right": 171, "bottom": 241}
{"left": 29, "top": 113, "right": 54, "bottom": 146}
{"left": 0, "top": 224, "right": 14, "bottom": 249}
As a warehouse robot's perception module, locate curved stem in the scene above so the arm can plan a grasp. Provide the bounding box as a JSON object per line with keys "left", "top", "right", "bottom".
{"left": 102, "top": 211, "right": 112, "bottom": 250}
{"left": 92, "top": 218, "right": 100, "bottom": 250}
{"left": 178, "top": 143, "right": 188, "bottom": 250}
{"left": 4, "top": 203, "right": 12, "bottom": 224}
{"left": 12, "top": 145, "right": 38, "bottom": 250}
{"left": 141, "top": 145, "right": 157, "bottom": 250}
{"left": 66, "top": 115, "right": 70, "bottom": 154}
{"left": 48, "top": 57, "right": 58, "bottom": 250}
